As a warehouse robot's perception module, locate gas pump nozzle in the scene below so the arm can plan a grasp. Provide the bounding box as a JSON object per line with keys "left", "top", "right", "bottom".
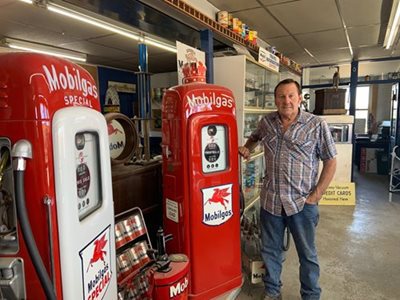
{"left": 154, "top": 227, "right": 173, "bottom": 272}
{"left": 12, "top": 140, "right": 56, "bottom": 300}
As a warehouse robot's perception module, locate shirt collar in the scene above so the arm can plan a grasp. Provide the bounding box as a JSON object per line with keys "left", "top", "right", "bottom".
{"left": 273, "top": 108, "right": 306, "bottom": 124}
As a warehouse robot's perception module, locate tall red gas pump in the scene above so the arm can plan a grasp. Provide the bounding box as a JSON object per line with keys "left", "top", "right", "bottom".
{"left": 162, "top": 63, "right": 242, "bottom": 298}
{"left": 0, "top": 53, "right": 117, "bottom": 299}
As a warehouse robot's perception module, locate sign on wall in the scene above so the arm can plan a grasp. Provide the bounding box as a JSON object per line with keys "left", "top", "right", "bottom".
{"left": 258, "top": 47, "right": 280, "bottom": 73}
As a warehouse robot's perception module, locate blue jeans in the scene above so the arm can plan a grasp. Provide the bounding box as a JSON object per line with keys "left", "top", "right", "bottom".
{"left": 260, "top": 204, "right": 321, "bottom": 300}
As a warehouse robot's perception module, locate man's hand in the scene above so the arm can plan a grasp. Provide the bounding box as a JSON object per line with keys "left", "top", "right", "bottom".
{"left": 239, "top": 146, "right": 251, "bottom": 160}
{"left": 305, "top": 190, "right": 320, "bottom": 205}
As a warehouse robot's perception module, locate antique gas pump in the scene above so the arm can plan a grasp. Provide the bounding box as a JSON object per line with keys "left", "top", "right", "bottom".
{"left": 162, "top": 62, "right": 242, "bottom": 298}
{"left": 0, "top": 53, "right": 117, "bottom": 299}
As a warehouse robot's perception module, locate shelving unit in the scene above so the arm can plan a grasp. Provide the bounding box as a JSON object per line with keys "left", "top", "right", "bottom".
{"left": 214, "top": 55, "right": 279, "bottom": 209}
{"left": 114, "top": 207, "right": 155, "bottom": 299}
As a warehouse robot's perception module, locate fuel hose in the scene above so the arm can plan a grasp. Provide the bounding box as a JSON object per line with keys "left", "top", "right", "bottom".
{"left": 13, "top": 141, "right": 56, "bottom": 300}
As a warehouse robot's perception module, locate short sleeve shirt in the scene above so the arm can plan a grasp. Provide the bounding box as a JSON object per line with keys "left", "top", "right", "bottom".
{"left": 248, "top": 110, "right": 337, "bottom": 216}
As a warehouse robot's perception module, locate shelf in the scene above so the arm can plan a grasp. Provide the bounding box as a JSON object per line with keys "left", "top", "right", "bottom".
{"left": 117, "top": 259, "right": 154, "bottom": 287}
{"left": 244, "top": 107, "right": 273, "bottom": 113}
{"left": 245, "top": 86, "right": 262, "bottom": 92}
{"left": 162, "top": 0, "right": 259, "bottom": 54}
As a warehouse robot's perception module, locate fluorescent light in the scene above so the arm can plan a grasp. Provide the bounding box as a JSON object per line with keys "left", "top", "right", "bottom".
{"left": 47, "top": 3, "right": 177, "bottom": 53}
{"left": 304, "top": 48, "right": 315, "bottom": 58}
{"left": 145, "top": 37, "right": 177, "bottom": 53}
{"left": 2, "top": 38, "right": 87, "bottom": 62}
{"left": 48, "top": 3, "right": 140, "bottom": 41}
{"left": 385, "top": 0, "right": 400, "bottom": 49}
{"left": 19, "top": 0, "right": 32, "bottom": 3}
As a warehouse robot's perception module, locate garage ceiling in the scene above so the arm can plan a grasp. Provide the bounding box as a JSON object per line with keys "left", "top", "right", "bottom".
{"left": 207, "top": 0, "right": 400, "bottom": 67}
{"left": 0, "top": 0, "right": 400, "bottom": 75}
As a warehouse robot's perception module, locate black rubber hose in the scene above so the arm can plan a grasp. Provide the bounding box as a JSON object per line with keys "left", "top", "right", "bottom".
{"left": 14, "top": 170, "right": 56, "bottom": 300}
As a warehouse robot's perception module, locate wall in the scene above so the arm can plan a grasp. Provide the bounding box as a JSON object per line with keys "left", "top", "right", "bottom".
{"left": 375, "top": 83, "right": 392, "bottom": 123}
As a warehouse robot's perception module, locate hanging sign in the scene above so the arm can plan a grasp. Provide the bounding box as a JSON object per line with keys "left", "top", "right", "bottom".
{"left": 258, "top": 47, "right": 280, "bottom": 73}
{"left": 319, "top": 182, "right": 356, "bottom": 206}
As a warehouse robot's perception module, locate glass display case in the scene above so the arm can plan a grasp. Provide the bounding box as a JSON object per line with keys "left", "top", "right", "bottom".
{"left": 241, "top": 153, "right": 264, "bottom": 208}
{"left": 214, "top": 55, "right": 279, "bottom": 209}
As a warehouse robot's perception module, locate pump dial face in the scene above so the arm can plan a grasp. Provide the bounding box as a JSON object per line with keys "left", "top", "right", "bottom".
{"left": 75, "top": 132, "right": 102, "bottom": 220}
{"left": 201, "top": 125, "right": 227, "bottom": 173}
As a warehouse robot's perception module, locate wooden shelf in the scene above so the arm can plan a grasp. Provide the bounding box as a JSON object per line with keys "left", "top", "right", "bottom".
{"left": 163, "top": 0, "right": 259, "bottom": 53}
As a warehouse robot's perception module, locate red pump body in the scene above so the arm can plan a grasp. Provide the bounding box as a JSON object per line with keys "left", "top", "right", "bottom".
{"left": 0, "top": 53, "right": 117, "bottom": 299}
{"left": 162, "top": 82, "right": 242, "bottom": 299}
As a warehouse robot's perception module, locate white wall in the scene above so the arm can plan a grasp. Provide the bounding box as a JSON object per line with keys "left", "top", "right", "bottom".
{"left": 376, "top": 83, "right": 392, "bottom": 123}
{"left": 151, "top": 72, "right": 178, "bottom": 88}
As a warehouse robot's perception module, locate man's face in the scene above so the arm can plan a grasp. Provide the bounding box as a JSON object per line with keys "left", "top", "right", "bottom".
{"left": 275, "top": 83, "right": 302, "bottom": 120}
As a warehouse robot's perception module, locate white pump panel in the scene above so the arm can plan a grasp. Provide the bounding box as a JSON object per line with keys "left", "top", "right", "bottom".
{"left": 52, "top": 107, "right": 117, "bottom": 300}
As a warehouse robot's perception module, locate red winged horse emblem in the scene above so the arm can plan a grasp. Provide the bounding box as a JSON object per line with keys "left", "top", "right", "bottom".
{"left": 206, "top": 187, "right": 231, "bottom": 209}
{"left": 86, "top": 234, "right": 108, "bottom": 272}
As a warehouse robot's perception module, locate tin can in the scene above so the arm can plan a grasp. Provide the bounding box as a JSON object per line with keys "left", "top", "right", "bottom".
{"left": 242, "top": 23, "right": 248, "bottom": 39}
{"left": 217, "top": 11, "right": 229, "bottom": 28}
{"left": 127, "top": 246, "right": 142, "bottom": 271}
{"left": 232, "top": 18, "right": 240, "bottom": 34}
{"left": 122, "top": 216, "right": 138, "bottom": 242}
{"left": 134, "top": 214, "right": 146, "bottom": 236}
{"left": 115, "top": 222, "right": 126, "bottom": 248}
{"left": 117, "top": 252, "right": 131, "bottom": 279}
{"left": 136, "top": 241, "right": 151, "bottom": 266}
{"left": 249, "top": 30, "right": 258, "bottom": 45}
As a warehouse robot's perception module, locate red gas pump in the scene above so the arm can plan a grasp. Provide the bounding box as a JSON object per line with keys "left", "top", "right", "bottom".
{"left": 0, "top": 53, "right": 117, "bottom": 299}
{"left": 162, "top": 62, "right": 242, "bottom": 298}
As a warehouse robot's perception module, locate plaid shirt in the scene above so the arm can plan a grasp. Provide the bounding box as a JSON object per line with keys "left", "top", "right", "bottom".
{"left": 249, "top": 110, "right": 337, "bottom": 216}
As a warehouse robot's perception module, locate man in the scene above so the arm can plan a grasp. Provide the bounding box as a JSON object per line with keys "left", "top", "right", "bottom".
{"left": 239, "top": 79, "right": 337, "bottom": 300}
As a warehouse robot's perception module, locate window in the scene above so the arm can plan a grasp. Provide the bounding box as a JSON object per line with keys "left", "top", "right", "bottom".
{"left": 355, "top": 86, "right": 370, "bottom": 134}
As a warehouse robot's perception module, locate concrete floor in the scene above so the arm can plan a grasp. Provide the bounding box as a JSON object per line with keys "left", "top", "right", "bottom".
{"left": 237, "top": 170, "right": 400, "bottom": 300}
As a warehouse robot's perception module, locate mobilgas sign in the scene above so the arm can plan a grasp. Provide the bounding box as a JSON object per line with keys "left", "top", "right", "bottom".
{"left": 80, "top": 226, "right": 113, "bottom": 300}
{"left": 202, "top": 183, "right": 233, "bottom": 226}
{"left": 42, "top": 64, "right": 98, "bottom": 107}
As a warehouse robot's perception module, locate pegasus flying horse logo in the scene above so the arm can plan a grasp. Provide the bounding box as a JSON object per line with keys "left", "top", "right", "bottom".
{"left": 107, "top": 123, "right": 123, "bottom": 135}
{"left": 205, "top": 188, "right": 231, "bottom": 209}
{"left": 86, "top": 234, "right": 108, "bottom": 272}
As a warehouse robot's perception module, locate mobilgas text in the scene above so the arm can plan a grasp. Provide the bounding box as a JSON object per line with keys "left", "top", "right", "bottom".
{"left": 42, "top": 64, "right": 98, "bottom": 107}
{"left": 87, "top": 264, "right": 111, "bottom": 300}
{"left": 187, "top": 92, "right": 233, "bottom": 109}
{"left": 169, "top": 276, "right": 189, "bottom": 298}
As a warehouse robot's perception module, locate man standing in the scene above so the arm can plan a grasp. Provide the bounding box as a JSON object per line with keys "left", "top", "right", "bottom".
{"left": 239, "top": 79, "right": 337, "bottom": 300}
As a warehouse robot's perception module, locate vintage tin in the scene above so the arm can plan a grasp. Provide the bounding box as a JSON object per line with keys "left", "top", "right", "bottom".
{"left": 217, "top": 10, "right": 229, "bottom": 27}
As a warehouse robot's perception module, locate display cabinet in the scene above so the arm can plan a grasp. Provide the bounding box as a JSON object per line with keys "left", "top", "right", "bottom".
{"left": 214, "top": 55, "right": 279, "bottom": 209}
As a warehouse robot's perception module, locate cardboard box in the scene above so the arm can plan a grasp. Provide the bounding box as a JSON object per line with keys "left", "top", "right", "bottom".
{"left": 314, "top": 89, "right": 346, "bottom": 115}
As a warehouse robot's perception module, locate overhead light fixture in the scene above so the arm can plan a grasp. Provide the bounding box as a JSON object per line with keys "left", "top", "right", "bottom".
{"left": 2, "top": 38, "right": 87, "bottom": 62}
{"left": 304, "top": 48, "right": 315, "bottom": 58}
{"left": 46, "top": 2, "right": 177, "bottom": 53}
{"left": 385, "top": 0, "right": 400, "bottom": 49}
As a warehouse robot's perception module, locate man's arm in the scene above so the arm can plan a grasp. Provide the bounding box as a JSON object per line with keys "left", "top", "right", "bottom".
{"left": 306, "top": 157, "right": 337, "bottom": 204}
{"left": 238, "top": 138, "right": 259, "bottom": 160}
